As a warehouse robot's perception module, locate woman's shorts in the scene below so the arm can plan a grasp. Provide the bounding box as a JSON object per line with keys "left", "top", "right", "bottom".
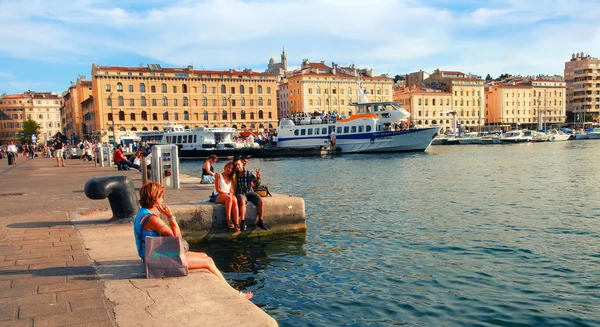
{"left": 201, "top": 175, "right": 215, "bottom": 184}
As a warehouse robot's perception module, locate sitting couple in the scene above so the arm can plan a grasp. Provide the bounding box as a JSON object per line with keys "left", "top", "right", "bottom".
{"left": 214, "top": 156, "right": 267, "bottom": 231}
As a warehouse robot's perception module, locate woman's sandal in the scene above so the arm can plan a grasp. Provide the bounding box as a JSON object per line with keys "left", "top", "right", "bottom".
{"left": 227, "top": 220, "right": 236, "bottom": 230}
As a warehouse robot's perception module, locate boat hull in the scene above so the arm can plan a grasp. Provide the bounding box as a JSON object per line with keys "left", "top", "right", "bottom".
{"left": 587, "top": 133, "right": 600, "bottom": 139}
{"left": 277, "top": 127, "right": 440, "bottom": 153}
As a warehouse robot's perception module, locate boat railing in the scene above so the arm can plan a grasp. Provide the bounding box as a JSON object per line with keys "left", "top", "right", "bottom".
{"left": 291, "top": 116, "right": 337, "bottom": 125}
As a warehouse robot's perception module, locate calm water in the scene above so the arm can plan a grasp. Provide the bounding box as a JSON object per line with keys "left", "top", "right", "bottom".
{"left": 182, "top": 141, "right": 600, "bottom": 327}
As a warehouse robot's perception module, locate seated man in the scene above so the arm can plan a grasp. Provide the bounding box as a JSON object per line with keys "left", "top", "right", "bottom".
{"left": 233, "top": 156, "right": 267, "bottom": 231}
{"left": 113, "top": 144, "right": 139, "bottom": 170}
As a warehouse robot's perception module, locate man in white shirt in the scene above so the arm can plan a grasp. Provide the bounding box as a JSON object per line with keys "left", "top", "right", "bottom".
{"left": 7, "top": 141, "right": 17, "bottom": 165}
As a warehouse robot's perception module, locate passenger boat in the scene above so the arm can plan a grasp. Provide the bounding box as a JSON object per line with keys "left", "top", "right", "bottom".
{"left": 138, "top": 122, "right": 261, "bottom": 158}
{"left": 276, "top": 101, "right": 440, "bottom": 153}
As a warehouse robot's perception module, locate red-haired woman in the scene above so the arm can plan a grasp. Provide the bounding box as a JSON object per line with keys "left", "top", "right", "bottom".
{"left": 134, "top": 181, "right": 252, "bottom": 299}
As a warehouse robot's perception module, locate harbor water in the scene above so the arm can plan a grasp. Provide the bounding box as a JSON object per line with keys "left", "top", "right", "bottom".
{"left": 182, "top": 141, "right": 600, "bottom": 327}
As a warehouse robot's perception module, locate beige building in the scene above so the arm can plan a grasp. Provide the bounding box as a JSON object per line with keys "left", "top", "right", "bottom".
{"left": 62, "top": 77, "right": 93, "bottom": 139}
{"left": 31, "top": 93, "right": 63, "bottom": 143}
{"left": 285, "top": 60, "right": 393, "bottom": 116}
{"left": 90, "top": 63, "right": 278, "bottom": 143}
{"left": 277, "top": 82, "right": 289, "bottom": 119}
{"left": 0, "top": 92, "right": 62, "bottom": 144}
{"left": 393, "top": 85, "right": 454, "bottom": 132}
{"left": 485, "top": 78, "right": 565, "bottom": 129}
{"left": 425, "top": 69, "right": 485, "bottom": 131}
{"left": 564, "top": 52, "right": 600, "bottom": 124}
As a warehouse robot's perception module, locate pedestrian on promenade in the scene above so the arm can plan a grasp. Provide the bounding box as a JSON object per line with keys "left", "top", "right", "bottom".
{"left": 234, "top": 156, "right": 267, "bottom": 231}
{"left": 7, "top": 141, "right": 17, "bottom": 165}
{"left": 134, "top": 182, "right": 252, "bottom": 299}
{"left": 53, "top": 136, "right": 65, "bottom": 167}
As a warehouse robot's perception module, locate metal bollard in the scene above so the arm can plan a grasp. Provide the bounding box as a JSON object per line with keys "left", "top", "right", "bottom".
{"left": 142, "top": 160, "right": 148, "bottom": 184}
{"left": 84, "top": 176, "right": 138, "bottom": 223}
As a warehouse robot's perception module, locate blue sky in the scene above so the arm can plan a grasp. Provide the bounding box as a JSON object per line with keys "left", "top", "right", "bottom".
{"left": 0, "top": 0, "right": 598, "bottom": 95}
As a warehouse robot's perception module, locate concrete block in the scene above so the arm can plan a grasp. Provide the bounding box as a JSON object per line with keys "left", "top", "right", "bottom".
{"left": 172, "top": 194, "right": 306, "bottom": 242}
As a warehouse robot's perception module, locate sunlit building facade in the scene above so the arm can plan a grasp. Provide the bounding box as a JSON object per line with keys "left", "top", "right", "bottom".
{"left": 285, "top": 60, "right": 393, "bottom": 116}
{"left": 90, "top": 63, "right": 278, "bottom": 143}
{"left": 0, "top": 92, "right": 62, "bottom": 144}
{"left": 564, "top": 52, "right": 600, "bottom": 124}
{"left": 425, "top": 69, "right": 485, "bottom": 131}
{"left": 393, "top": 85, "right": 454, "bottom": 132}
{"left": 62, "top": 77, "right": 93, "bottom": 140}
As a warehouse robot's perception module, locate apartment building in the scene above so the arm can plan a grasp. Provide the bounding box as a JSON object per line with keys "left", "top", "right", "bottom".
{"left": 62, "top": 77, "right": 93, "bottom": 139}
{"left": 285, "top": 60, "right": 393, "bottom": 116}
{"left": 425, "top": 69, "right": 485, "bottom": 131}
{"left": 90, "top": 63, "right": 278, "bottom": 143}
{"left": 564, "top": 52, "right": 600, "bottom": 124}
{"left": 485, "top": 77, "right": 565, "bottom": 129}
{"left": 0, "top": 92, "right": 62, "bottom": 144}
{"left": 393, "top": 85, "right": 454, "bottom": 132}
{"left": 31, "top": 92, "right": 63, "bottom": 143}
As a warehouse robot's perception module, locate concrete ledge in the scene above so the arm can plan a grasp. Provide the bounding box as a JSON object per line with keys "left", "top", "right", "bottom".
{"left": 171, "top": 194, "right": 306, "bottom": 242}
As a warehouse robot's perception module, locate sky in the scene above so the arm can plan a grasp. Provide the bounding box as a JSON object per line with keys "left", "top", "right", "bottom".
{"left": 0, "top": 0, "right": 599, "bottom": 95}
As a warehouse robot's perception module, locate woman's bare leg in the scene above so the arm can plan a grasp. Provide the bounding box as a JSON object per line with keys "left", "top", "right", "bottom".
{"left": 186, "top": 252, "right": 226, "bottom": 280}
{"left": 187, "top": 252, "right": 253, "bottom": 299}
{"left": 216, "top": 194, "right": 234, "bottom": 228}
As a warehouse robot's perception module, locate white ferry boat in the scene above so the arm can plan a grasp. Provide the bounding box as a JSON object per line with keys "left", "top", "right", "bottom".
{"left": 276, "top": 101, "right": 440, "bottom": 153}
{"left": 137, "top": 122, "right": 260, "bottom": 158}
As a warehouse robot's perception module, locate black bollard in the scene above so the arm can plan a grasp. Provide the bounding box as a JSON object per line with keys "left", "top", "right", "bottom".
{"left": 84, "top": 176, "right": 138, "bottom": 223}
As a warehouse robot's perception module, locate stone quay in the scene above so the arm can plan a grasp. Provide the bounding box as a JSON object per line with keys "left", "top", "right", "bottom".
{"left": 0, "top": 157, "right": 306, "bottom": 326}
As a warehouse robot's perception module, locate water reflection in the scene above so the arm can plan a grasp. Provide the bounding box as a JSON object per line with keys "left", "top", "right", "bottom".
{"left": 191, "top": 234, "right": 307, "bottom": 291}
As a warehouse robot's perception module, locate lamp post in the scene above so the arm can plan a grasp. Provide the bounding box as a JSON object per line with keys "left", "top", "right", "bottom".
{"left": 228, "top": 95, "right": 233, "bottom": 128}
{"left": 109, "top": 92, "right": 116, "bottom": 144}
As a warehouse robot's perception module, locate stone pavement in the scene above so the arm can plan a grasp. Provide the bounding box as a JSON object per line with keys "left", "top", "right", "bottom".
{"left": 0, "top": 156, "right": 277, "bottom": 327}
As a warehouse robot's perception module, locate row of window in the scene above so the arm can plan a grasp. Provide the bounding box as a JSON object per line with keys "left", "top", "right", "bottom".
{"left": 293, "top": 125, "right": 375, "bottom": 136}
{"left": 454, "top": 90, "right": 481, "bottom": 97}
{"left": 107, "top": 123, "right": 273, "bottom": 132}
{"left": 107, "top": 110, "right": 273, "bottom": 122}
{"left": 106, "top": 83, "right": 272, "bottom": 95}
{"left": 107, "top": 96, "right": 271, "bottom": 107}
{"left": 103, "top": 71, "right": 271, "bottom": 80}
{"left": 302, "top": 87, "right": 388, "bottom": 96}
{"left": 414, "top": 111, "right": 480, "bottom": 117}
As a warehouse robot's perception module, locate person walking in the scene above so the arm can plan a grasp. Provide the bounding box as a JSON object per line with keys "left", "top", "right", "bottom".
{"left": 53, "top": 136, "right": 65, "bottom": 167}
{"left": 7, "top": 141, "right": 17, "bottom": 165}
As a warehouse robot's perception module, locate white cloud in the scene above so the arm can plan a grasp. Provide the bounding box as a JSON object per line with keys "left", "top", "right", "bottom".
{"left": 0, "top": 0, "right": 599, "bottom": 81}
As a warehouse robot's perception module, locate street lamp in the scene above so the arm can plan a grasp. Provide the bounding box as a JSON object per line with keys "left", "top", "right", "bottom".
{"left": 227, "top": 95, "right": 233, "bottom": 128}
{"left": 109, "top": 92, "right": 116, "bottom": 144}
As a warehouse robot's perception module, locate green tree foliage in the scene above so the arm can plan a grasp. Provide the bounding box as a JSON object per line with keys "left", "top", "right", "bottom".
{"left": 19, "top": 119, "right": 41, "bottom": 144}
{"left": 485, "top": 74, "right": 492, "bottom": 81}
{"left": 495, "top": 73, "right": 512, "bottom": 81}
{"left": 393, "top": 74, "right": 405, "bottom": 83}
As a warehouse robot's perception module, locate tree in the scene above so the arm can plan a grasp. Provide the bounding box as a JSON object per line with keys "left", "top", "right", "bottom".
{"left": 393, "top": 74, "right": 405, "bottom": 83}
{"left": 495, "top": 73, "right": 512, "bottom": 81}
{"left": 485, "top": 74, "right": 492, "bottom": 81}
{"left": 19, "top": 119, "right": 41, "bottom": 145}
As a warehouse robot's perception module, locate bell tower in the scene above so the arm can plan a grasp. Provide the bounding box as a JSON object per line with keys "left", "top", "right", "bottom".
{"left": 281, "top": 46, "right": 287, "bottom": 71}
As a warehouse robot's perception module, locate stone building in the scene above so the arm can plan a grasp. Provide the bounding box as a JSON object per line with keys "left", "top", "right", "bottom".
{"left": 0, "top": 92, "right": 62, "bottom": 144}
{"left": 564, "top": 52, "right": 600, "bottom": 124}
{"left": 89, "top": 63, "right": 278, "bottom": 143}
{"left": 283, "top": 60, "right": 393, "bottom": 116}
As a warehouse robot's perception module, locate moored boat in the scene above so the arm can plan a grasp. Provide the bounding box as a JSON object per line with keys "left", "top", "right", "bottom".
{"left": 587, "top": 128, "right": 600, "bottom": 139}
{"left": 276, "top": 101, "right": 440, "bottom": 153}
{"left": 547, "top": 129, "right": 570, "bottom": 142}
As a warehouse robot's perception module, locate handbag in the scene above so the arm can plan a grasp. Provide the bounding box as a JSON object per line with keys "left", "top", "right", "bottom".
{"left": 144, "top": 236, "right": 189, "bottom": 278}
{"left": 208, "top": 191, "right": 218, "bottom": 202}
{"left": 253, "top": 185, "right": 272, "bottom": 197}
